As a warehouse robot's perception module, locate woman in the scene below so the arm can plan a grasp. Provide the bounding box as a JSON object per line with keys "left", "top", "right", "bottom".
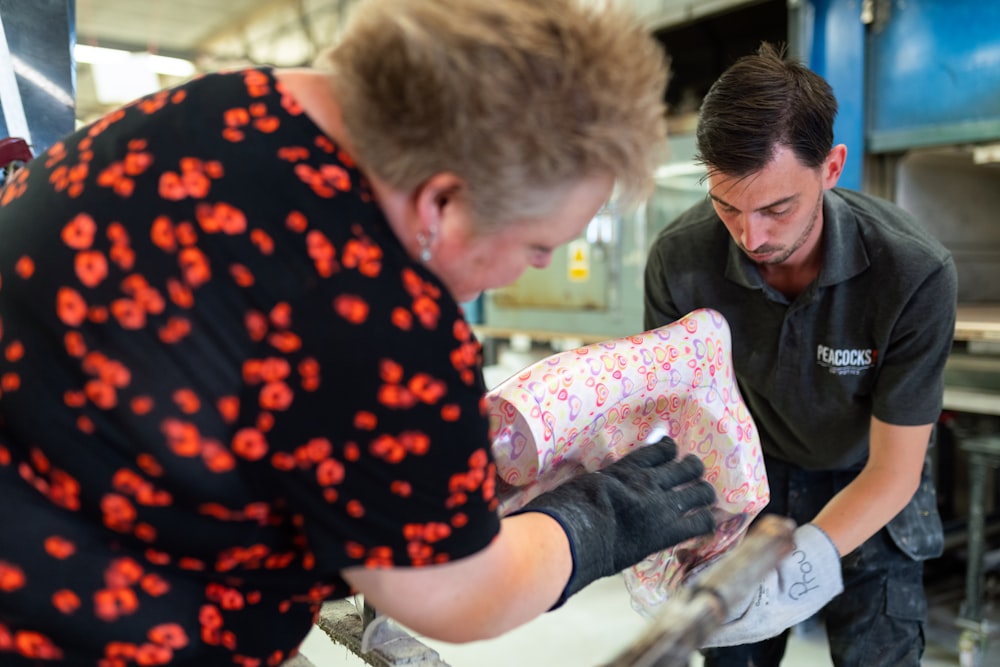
{"left": 0, "top": 0, "right": 715, "bottom": 663}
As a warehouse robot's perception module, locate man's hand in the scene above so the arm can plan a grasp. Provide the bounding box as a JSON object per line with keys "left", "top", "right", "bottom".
{"left": 513, "top": 436, "right": 717, "bottom": 607}
{"left": 702, "top": 523, "right": 843, "bottom": 647}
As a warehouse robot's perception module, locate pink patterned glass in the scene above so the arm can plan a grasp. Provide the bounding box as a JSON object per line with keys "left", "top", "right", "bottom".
{"left": 486, "top": 308, "right": 769, "bottom": 615}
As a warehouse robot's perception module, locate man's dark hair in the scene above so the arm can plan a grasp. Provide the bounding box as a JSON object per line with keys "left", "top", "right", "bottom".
{"left": 694, "top": 42, "right": 838, "bottom": 177}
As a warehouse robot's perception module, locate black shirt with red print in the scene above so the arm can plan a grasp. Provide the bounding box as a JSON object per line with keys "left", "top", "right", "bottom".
{"left": 0, "top": 67, "right": 499, "bottom": 665}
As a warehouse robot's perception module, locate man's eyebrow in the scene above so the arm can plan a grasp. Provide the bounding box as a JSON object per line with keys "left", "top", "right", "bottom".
{"left": 709, "top": 193, "right": 798, "bottom": 211}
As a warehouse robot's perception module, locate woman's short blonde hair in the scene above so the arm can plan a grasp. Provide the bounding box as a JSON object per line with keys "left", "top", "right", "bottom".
{"left": 322, "top": 0, "right": 668, "bottom": 231}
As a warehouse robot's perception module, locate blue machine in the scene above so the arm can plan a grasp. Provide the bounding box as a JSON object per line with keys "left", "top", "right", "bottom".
{"left": 866, "top": 1, "right": 1000, "bottom": 152}
{"left": 794, "top": 0, "right": 866, "bottom": 190}
{"left": 792, "top": 0, "right": 1000, "bottom": 167}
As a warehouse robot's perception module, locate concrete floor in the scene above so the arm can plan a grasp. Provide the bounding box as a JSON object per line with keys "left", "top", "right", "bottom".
{"left": 299, "top": 572, "right": 972, "bottom": 666}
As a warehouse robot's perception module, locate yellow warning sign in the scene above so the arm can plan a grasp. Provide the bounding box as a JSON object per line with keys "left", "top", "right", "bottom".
{"left": 567, "top": 239, "right": 590, "bottom": 282}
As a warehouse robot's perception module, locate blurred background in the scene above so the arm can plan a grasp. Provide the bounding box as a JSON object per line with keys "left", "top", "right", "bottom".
{"left": 2, "top": 1, "right": 999, "bottom": 664}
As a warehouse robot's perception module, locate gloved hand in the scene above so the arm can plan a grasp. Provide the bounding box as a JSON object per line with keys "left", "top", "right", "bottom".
{"left": 512, "top": 436, "right": 716, "bottom": 608}
{"left": 702, "top": 523, "right": 843, "bottom": 647}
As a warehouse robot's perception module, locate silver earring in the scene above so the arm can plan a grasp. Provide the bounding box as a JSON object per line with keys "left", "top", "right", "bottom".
{"left": 417, "top": 233, "right": 432, "bottom": 262}
{"left": 417, "top": 227, "right": 438, "bottom": 263}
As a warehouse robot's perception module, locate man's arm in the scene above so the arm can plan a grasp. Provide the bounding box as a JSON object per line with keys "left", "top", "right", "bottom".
{"left": 812, "top": 417, "right": 931, "bottom": 556}
{"left": 704, "top": 417, "right": 934, "bottom": 647}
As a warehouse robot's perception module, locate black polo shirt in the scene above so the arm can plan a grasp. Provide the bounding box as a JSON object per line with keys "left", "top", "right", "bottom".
{"left": 644, "top": 188, "right": 957, "bottom": 470}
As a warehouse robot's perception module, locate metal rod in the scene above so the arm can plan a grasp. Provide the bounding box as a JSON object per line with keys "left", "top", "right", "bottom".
{"left": 603, "top": 515, "right": 797, "bottom": 667}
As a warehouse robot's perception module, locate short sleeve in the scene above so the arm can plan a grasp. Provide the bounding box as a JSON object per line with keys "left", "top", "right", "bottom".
{"left": 245, "top": 258, "right": 501, "bottom": 574}
{"left": 872, "top": 256, "right": 958, "bottom": 425}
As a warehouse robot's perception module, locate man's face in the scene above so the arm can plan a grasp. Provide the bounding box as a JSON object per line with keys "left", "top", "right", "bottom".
{"left": 707, "top": 145, "right": 840, "bottom": 267}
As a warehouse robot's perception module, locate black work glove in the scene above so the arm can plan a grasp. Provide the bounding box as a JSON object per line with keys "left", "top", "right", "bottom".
{"left": 513, "top": 436, "right": 716, "bottom": 608}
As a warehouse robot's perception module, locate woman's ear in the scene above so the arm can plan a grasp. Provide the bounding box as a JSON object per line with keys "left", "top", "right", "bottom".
{"left": 413, "top": 172, "right": 467, "bottom": 232}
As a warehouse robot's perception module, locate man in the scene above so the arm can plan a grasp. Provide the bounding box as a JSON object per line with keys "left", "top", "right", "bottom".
{"left": 643, "top": 43, "right": 957, "bottom": 667}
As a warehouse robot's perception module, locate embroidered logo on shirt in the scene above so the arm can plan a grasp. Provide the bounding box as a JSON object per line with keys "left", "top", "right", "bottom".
{"left": 816, "top": 345, "right": 877, "bottom": 376}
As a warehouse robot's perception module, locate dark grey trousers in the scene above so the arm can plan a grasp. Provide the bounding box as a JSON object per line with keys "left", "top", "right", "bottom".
{"left": 701, "top": 454, "right": 939, "bottom": 667}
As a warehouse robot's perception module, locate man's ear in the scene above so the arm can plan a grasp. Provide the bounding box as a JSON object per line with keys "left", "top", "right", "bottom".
{"left": 822, "top": 144, "right": 848, "bottom": 189}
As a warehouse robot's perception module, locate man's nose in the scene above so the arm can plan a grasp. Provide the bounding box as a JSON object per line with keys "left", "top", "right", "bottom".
{"left": 740, "top": 215, "right": 769, "bottom": 251}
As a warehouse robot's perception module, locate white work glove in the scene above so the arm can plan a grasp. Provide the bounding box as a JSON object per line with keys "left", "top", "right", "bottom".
{"left": 702, "top": 523, "right": 844, "bottom": 648}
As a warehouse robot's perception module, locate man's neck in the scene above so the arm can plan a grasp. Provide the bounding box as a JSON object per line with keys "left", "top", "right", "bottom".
{"left": 757, "top": 243, "right": 823, "bottom": 300}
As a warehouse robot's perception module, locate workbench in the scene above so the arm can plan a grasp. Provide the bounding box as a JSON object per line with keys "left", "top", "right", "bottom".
{"left": 943, "top": 305, "right": 1000, "bottom": 413}
{"left": 944, "top": 305, "right": 1000, "bottom": 667}
{"left": 953, "top": 305, "right": 1000, "bottom": 343}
